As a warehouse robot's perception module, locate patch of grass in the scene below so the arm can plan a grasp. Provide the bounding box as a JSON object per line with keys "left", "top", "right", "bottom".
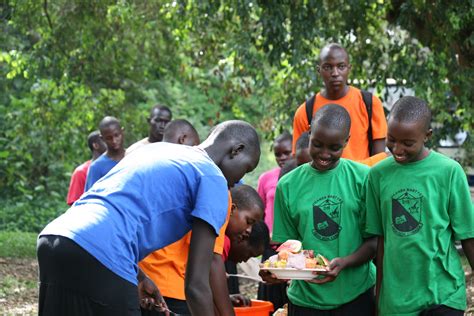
{"left": 0, "top": 275, "right": 37, "bottom": 298}
{"left": 0, "top": 231, "right": 37, "bottom": 258}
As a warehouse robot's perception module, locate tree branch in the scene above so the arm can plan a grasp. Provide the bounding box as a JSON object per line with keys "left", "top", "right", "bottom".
{"left": 43, "top": 0, "right": 53, "bottom": 30}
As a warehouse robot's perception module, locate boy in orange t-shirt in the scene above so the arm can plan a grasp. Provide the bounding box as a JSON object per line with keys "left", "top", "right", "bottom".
{"left": 140, "top": 185, "right": 264, "bottom": 316}
{"left": 292, "top": 43, "right": 387, "bottom": 164}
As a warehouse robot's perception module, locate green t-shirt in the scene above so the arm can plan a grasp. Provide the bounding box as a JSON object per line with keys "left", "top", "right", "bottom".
{"left": 273, "top": 159, "right": 375, "bottom": 309}
{"left": 365, "top": 151, "right": 474, "bottom": 316}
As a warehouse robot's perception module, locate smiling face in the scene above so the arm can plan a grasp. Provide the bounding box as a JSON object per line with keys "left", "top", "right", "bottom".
{"left": 386, "top": 118, "right": 432, "bottom": 164}
{"left": 273, "top": 139, "right": 292, "bottom": 168}
{"left": 309, "top": 126, "right": 348, "bottom": 171}
{"left": 318, "top": 47, "right": 351, "bottom": 94}
{"left": 226, "top": 204, "right": 263, "bottom": 245}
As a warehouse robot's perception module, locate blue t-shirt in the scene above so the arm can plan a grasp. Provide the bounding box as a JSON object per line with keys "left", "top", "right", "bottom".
{"left": 40, "top": 143, "right": 229, "bottom": 285}
{"left": 84, "top": 153, "right": 118, "bottom": 191}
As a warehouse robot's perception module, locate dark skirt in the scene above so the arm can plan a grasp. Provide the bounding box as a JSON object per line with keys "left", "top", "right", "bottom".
{"left": 37, "top": 235, "right": 140, "bottom": 316}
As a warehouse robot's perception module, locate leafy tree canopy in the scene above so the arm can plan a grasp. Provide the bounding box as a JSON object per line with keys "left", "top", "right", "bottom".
{"left": 0, "top": 0, "right": 471, "bottom": 230}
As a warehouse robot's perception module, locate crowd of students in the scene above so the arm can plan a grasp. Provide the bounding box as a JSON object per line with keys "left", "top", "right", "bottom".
{"left": 38, "top": 42, "right": 473, "bottom": 316}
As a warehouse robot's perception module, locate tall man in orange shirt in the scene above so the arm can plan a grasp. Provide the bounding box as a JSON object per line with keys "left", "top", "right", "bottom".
{"left": 292, "top": 43, "right": 387, "bottom": 164}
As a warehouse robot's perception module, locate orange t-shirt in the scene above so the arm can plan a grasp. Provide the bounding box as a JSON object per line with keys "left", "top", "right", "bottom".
{"left": 138, "top": 193, "right": 232, "bottom": 300}
{"left": 292, "top": 86, "right": 387, "bottom": 161}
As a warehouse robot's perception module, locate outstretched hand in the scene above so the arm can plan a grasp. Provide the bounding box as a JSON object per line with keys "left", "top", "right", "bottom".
{"left": 259, "top": 269, "right": 288, "bottom": 284}
{"left": 230, "top": 294, "right": 251, "bottom": 307}
{"left": 307, "top": 257, "right": 346, "bottom": 284}
{"left": 138, "top": 275, "right": 170, "bottom": 316}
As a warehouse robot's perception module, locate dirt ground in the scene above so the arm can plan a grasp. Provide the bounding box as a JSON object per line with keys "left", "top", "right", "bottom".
{"left": 0, "top": 258, "right": 38, "bottom": 315}
{"left": 0, "top": 257, "right": 472, "bottom": 315}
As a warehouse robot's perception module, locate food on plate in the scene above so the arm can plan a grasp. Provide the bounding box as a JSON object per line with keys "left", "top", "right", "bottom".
{"left": 262, "top": 240, "right": 329, "bottom": 270}
{"left": 276, "top": 239, "right": 302, "bottom": 253}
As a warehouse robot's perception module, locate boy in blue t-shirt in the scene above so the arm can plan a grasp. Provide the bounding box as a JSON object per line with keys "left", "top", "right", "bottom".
{"left": 365, "top": 96, "right": 474, "bottom": 315}
{"left": 37, "top": 120, "right": 261, "bottom": 316}
{"left": 84, "top": 116, "right": 126, "bottom": 191}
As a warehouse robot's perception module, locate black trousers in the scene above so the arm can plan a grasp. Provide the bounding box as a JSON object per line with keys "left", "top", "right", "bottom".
{"left": 257, "top": 246, "right": 289, "bottom": 310}
{"left": 37, "top": 235, "right": 140, "bottom": 316}
{"left": 288, "top": 287, "right": 375, "bottom": 316}
{"left": 419, "top": 305, "right": 464, "bottom": 316}
{"left": 225, "top": 260, "right": 240, "bottom": 294}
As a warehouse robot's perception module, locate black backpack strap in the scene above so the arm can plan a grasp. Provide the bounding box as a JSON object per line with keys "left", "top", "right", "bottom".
{"left": 305, "top": 94, "right": 316, "bottom": 128}
{"left": 361, "top": 90, "right": 373, "bottom": 155}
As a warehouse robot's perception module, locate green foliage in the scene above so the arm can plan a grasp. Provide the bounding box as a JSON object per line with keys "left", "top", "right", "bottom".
{"left": 0, "top": 197, "right": 66, "bottom": 233}
{"left": 0, "top": 1, "right": 472, "bottom": 231}
{"left": 0, "top": 231, "right": 38, "bottom": 257}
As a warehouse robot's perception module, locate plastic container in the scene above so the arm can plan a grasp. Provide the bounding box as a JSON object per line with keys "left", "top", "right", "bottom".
{"left": 234, "top": 299, "right": 274, "bottom": 316}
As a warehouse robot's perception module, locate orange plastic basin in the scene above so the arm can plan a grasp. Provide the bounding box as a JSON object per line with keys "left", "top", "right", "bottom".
{"left": 234, "top": 299, "right": 274, "bottom": 316}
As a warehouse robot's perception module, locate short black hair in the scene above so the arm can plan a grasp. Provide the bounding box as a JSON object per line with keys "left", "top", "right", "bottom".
{"left": 209, "top": 120, "right": 260, "bottom": 158}
{"left": 311, "top": 104, "right": 351, "bottom": 137}
{"left": 248, "top": 220, "right": 270, "bottom": 251}
{"left": 99, "top": 116, "right": 121, "bottom": 132}
{"left": 319, "top": 43, "right": 349, "bottom": 63}
{"left": 274, "top": 131, "right": 292, "bottom": 144}
{"left": 163, "top": 119, "right": 199, "bottom": 142}
{"left": 296, "top": 131, "right": 310, "bottom": 150}
{"left": 390, "top": 96, "right": 431, "bottom": 130}
{"left": 150, "top": 104, "right": 172, "bottom": 118}
{"left": 87, "top": 130, "right": 101, "bottom": 151}
{"left": 278, "top": 158, "right": 298, "bottom": 180}
{"left": 230, "top": 184, "right": 264, "bottom": 217}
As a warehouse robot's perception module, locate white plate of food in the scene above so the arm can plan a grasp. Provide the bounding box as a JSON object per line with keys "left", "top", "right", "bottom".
{"left": 260, "top": 267, "right": 327, "bottom": 280}
{"left": 260, "top": 240, "right": 330, "bottom": 280}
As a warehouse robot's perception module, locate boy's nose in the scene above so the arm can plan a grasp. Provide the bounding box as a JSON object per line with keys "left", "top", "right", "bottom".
{"left": 392, "top": 144, "right": 403, "bottom": 155}
{"left": 245, "top": 226, "right": 252, "bottom": 235}
{"left": 319, "top": 150, "right": 331, "bottom": 159}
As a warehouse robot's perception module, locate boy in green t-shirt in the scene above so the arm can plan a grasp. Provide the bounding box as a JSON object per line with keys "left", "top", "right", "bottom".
{"left": 261, "top": 104, "right": 377, "bottom": 315}
{"left": 365, "top": 96, "right": 474, "bottom": 316}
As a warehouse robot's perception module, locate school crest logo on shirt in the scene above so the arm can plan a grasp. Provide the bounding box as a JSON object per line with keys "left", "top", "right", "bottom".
{"left": 312, "top": 195, "right": 342, "bottom": 241}
{"left": 391, "top": 189, "right": 423, "bottom": 236}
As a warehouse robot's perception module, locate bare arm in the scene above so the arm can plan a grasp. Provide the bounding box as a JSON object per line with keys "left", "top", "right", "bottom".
{"left": 371, "top": 139, "right": 386, "bottom": 156}
{"left": 461, "top": 238, "right": 474, "bottom": 269}
{"left": 185, "top": 218, "right": 217, "bottom": 316}
{"left": 210, "top": 253, "right": 235, "bottom": 316}
{"left": 310, "top": 237, "right": 377, "bottom": 284}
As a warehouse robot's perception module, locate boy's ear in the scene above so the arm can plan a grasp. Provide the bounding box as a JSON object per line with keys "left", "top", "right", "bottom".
{"left": 178, "top": 134, "right": 186, "bottom": 145}
{"left": 425, "top": 129, "right": 433, "bottom": 142}
{"left": 230, "top": 203, "right": 237, "bottom": 215}
{"left": 344, "top": 134, "right": 350, "bottom": 147}
{"left": 230, "top": 143, "right": 245, "bottom": 158}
